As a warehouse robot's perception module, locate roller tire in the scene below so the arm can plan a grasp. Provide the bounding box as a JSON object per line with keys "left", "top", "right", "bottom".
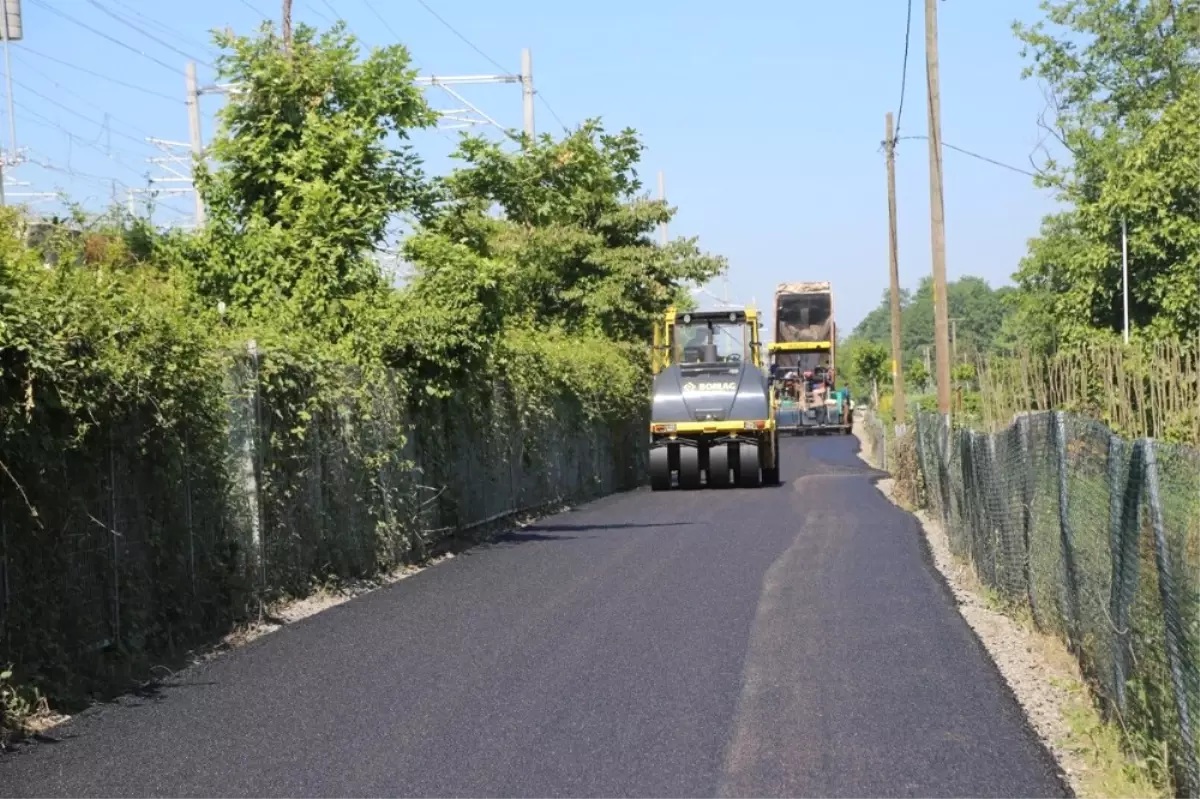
{"left": 708, "top": 443, "right": 733, "bottom": 488}
{"left": 763, "top": 444, "right": 780, "bottom": 485}
{"left": 736, "top": 442, "right": 762, "bottom": 488}
{"left": 678, "top": 444, "right": 703, "bottom": 490}
{"left": 650, "top": 446, "right": 671, "bottom": 491}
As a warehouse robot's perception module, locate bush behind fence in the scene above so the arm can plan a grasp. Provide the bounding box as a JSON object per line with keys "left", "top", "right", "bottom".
{"left": 912, "top": 410, "right": 1200, "bottom": 796}
{"left": 0, "top": 348, "right": 644, "bottom": 701}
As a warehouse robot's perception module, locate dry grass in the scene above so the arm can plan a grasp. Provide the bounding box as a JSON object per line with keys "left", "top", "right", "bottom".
{"left": 978, "top": 340, "right": 1199, "bottom": 446}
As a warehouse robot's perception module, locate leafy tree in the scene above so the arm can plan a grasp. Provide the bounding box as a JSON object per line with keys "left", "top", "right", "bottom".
{"left": 952, "top": 362, "right": 977, "bottom": 387}
{"left": 847, "top": 276, "right": 1012, "bottom": 364}
{"left": 851, "top": 341, "right": 889, "bottom": 400}
{"left": 851, "top": 288, "right": 910, "bottom": 344}
{"left": 1010, "top": 0, "right": 1199, "bottom": 343}
{"left": 410, "top": 122, "right": 726, "bottom": 346}
{"left": 906, "top": 358, "right": 929, "bottom": 393}
{"left": 185, "top": 21, "right": 436, "bottom": 337}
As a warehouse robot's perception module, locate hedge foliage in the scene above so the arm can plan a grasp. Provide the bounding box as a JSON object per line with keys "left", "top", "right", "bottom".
{"left": 0, "top": 20, "right": 725, "bottom": 719}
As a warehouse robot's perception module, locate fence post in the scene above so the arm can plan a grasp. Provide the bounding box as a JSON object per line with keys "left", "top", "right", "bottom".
{"left": 1053, "top": 411, "right": 1082, "bottom": 653}
{"left": 1017, "top": 414, "right": 1040, "bottom": 625}
{"left": 879, "top": 413, "right": 888, "bottom": 472}
{"left": 108, "top": 431, "right": 121, "bottom": 648}
{"left": 1107, "top": 434, "right": 1132, "bottom": 713}
{"left": 184, "top": 436, "right": 196, "bottom": 599}
{"left": 244, "top": 339, "right": 266, "bottom": 599}
{"left": 1144, "top": 440, "right": 1199, "bottom": 796}
{"left": 0, "top": 495, "right": 7, "bottom": 648}
{"left": 937, "top": 413, "right": 954, "bottom": 530}
{"left": 983, "top": 433, "right": 1008, "bottom": 592}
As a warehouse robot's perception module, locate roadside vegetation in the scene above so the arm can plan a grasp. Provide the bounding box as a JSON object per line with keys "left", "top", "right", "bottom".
{"left": 0, "top": 19, "right": 724, "bottom": 744}
{"left": 848, "top": 2, "right": 1198, "bottom": 795}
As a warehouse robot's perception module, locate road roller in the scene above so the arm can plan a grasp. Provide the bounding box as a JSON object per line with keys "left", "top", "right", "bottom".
{"left": 648, "top": 306, "right": 779, "bottom": 490}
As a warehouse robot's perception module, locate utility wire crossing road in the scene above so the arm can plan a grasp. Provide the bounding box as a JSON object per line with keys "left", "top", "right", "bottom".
{"left": 0, "top": 437, "right": 1066, "bottom": 798}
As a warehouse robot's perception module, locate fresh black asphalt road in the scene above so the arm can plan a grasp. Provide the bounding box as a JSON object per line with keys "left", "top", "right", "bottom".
{"left": 0, "top": 436, "right": 1067, "bottom": 798}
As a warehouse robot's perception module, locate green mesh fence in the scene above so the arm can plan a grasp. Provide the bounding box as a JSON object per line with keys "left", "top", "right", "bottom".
{"left": 0, "top": 347, "right": 644, "bottom": 700}
{"left": 914, "top": 410, "right": 1200, "bottom": 796}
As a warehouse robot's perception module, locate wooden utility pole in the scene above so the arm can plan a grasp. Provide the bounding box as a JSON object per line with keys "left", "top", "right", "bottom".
{"left": 885, "top": 112, "right": 906, "bottom": 427}
{"left": 282, "top": 0, "right": 292, "bottom": 53}
{"left": 925, "top": 0, "right": 952, "bottom": 415}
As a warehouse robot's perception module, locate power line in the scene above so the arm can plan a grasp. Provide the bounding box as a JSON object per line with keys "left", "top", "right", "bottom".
{"left": 24, "top": 151, "right": 133, "bottom": 189}
{"left": 896, "top": 135, "right": 1039, "bottom": 178}
{"left": 893, "top": 0, "right": 913, "bottom": 140}
{"left": 537, "top": 93, "right": 567, "bottom": 132}
{"left": 360, "top": 0, "right": 401, "bottom": 41}
{"left": 27, "top": 0, "right": 187, "bottom": 76}
{"left": 106, "top": 0, "right": 222, "bottom": 58}
{"left": 11, "top": 77, "right": 152, "bottom": 149}
{"left": 413, "top": 0, "right": 509, "bottom": 73}
{"left": 10, "top": 58, "right": 161, "bottom": 142}
{"left": 17, "top": 107, "right": 150, "bottom": 178}
{"left": 17, "top": 48, "right": 183, "bottom": 103}
{"left": 301, "top": 0, "right": 335, "bottom": 25}
{"left": 239, "top": 0, "right": 270, "bottom": 18}
{"left": 319, "top": 0, "right": 342, "bottom": 23}
{"left": 84, "top": 0, "right": 216, "bottom": 68}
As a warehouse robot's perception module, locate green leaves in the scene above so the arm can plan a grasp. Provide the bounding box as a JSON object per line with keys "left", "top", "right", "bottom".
{"left": 846, "top": 277, "right": 1013, "bottom": 365}
{"left": 187, "top": 20, "right": 435, "bottom": 337}
{"left": 414, "top": 120, "right": 725, "bottom": 347}
{"left": 851, "top": 342, "right": 889, "bottom": 395}
{"left": 1011, "top": 0, "right": 1199, "bottom": 344}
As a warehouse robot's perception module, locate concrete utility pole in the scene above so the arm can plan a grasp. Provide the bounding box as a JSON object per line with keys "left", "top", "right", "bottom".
{"left": 2, "top": 0, "right": 16, "bottom": 162}
{"left": 282, "top": 0, "right": 292, "bottom": 53}
{"left": 657, "top": 169, "right": 667, "bottom": 246}
{"left": 924, "top": 0, "right": 952, "bottom": 416}
{"left": 520, "top": 47, "right": 534, "bottom": 140}
{"left": 185, "top": 62, "right": 205, "bottom": 226}
{"left": 885, "top": 112, "right": 905, "bottom": 427}
{"left": 0, "top": 0, "right": 25, "bottom": 207}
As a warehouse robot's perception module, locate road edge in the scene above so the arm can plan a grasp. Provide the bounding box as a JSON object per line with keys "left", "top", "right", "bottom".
{"left": 849, "top": 421, "right": 1174, "bottom": 798}
{"left": 1, "top": 494, "right": 601, "bottom": 749}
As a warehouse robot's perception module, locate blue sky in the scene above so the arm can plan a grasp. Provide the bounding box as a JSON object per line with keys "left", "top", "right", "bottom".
{"left": 8, "top": 0, "right": 1062, "bottom": 332}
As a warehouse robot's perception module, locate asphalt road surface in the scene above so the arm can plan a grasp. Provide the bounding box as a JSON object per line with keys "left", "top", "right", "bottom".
{"left": 0, "top": 436, "right": 1067, "bottom": 798}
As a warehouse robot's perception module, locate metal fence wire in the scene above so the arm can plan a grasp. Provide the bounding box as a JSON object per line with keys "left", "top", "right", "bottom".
{"left": 913, "top": 410, "right": 1200, "bottom": 797}
{"left": 0, "top": 347, "right": 645, "bottom": 698}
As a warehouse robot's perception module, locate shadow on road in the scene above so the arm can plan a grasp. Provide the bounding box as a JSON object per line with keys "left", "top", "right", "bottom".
{"left": 530, "top": 521, "right": 694, "bottom": 533}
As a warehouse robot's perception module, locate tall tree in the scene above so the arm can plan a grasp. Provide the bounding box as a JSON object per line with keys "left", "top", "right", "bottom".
{"left": 847, "top": 276, "right": 1012, "bottom": 364}
{"left": 1011, "top": 0, "right": 1199, "bottom": 344}
{"left": 406, "top": 122, "right": 726, "bottom": 345}
{"left": 186, "top": 21, "right": 435, "bottom": 336}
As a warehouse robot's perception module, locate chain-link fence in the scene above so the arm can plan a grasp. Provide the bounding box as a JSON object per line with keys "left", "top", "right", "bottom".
{"left": 913, "top": 410, "right": 1200, "bottom": 796}
{"left": 0, "top": 346, "right": 644, "bottom": 702}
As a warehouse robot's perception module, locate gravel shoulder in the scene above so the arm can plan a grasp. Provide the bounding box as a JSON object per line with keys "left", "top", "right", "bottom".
{"left": 853, "top": 426, "right": 1162, "bottom": 799}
